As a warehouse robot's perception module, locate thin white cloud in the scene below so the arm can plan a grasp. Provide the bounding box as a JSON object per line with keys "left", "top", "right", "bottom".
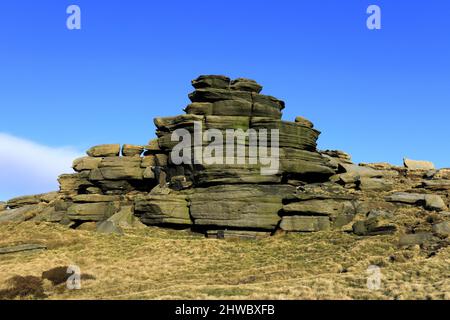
{"left": 0, "top": 133, "right": 82, "bottom": 201}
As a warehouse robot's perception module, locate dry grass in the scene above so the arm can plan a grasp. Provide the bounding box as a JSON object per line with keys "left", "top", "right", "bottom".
{"left": 0, "top": 221, "right": 448, "bottom": 300}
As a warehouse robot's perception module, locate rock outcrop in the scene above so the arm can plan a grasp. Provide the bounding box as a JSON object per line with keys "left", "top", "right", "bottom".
{"left": 0, "top": 75, "right": 449, "bottom": 247}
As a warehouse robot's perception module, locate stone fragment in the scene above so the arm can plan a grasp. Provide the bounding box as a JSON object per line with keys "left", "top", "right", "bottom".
{"left": 86, "top": 187, "right": 103, "bottom": 194}
{"left": 143, "top": 167, "right": 156, "bottom": 179}
{"left": 154, "top": 114, "right": 204, "bottom": 132}
{"left": 96, "top": 220, "right": 124, "bottom": 235}
{"left": 321, "top": 150, "right": 352, "bottom": 163}
{"left": 58, "top": 172, "right": 93, "bottom": 195}
{"left": 422, "top": 180, "right": 450, "bottom": 191}
{"left": 399, "top": 233, "right": 434, "bottom": 246}
{"left": 95, "top": 180, "right": 137, "bottom": 194}
{"left": 87, "top": 144, "right": 120, "bottom": 157}
{"left": 76, "top": 222, "right": 97, "bottom": 231}
{"left": 280, "top": 216, "right": 330, "bottom": 232}
{"left": 72, "top": 156, "right": 102, "bottom": 172}
{"left": 352, "top": 217, "right": 397, "bottom": 236}
{"left": 432, "top": 221, "right": 450, "bottom": 237}
{"left": 206, "top": 230, "right": 270, "bottom": 240}
{"left": 141, "top": 155, "right": 157, "bottom": 167}
{"left": 434, "top": 169, "right": 450, "bottom": 180}
{"left": 0, "top": 202, "right": 6, "bottom": 211}
{"left": 30, "top": 206, "right": 66, "bottom": 223}
{"left": 0, "top": 204, "right": 47, "bottom": 222}
{"left": 67, "top": 202, "right": 119, "bottom": 221}
{"left": 145, "top": 139, "right": 162, "bottom": 152}
{"left": 386, "top": 193, "right": 447, "bottom": 211}
{"left": 359, "top": 178, "right": 394, "bottom": 191}
{"left": 356, "top": 201, "right": 398, "bottom": 216}
{"left": 252, "top": 93, "right": 285, "bottom": 110}
{"left": 385, "top": 192, "right": 426, "bottom": 205}
{"left": 107, "top": 205, "right": 145, "bottom": 229}
{"left": 339, "top": 163, "right": 397, "bottom": 179}
{"left": 367, "top": 210, "right": 394, "bottom": 219}
{"left": 0, "top": 244, "right": 47, "bottom": 255}
{"left": 122, "top": 144, "right": 144, "bottom": 157}
{"left": 424, "top": 194, "right": 447, "bottom": 211}
{"left": 403, "top": 158, "right": 435, "bottom": 170}
{"left": 6, "top": 195, "right": 41, "bottom": 209}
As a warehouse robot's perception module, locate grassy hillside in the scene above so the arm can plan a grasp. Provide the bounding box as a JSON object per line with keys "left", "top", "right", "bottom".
{"left": 0, "top": 221, "right": 448, "bottom": 300}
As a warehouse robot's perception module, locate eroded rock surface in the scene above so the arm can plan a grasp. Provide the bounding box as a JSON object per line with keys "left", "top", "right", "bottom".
{"left": 1, "top": 75, "right": 448, "bottom": 248}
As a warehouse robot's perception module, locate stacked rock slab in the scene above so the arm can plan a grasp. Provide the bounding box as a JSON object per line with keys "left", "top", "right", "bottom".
{"left": 135, "top": 75, "right": 337, "bottom": 233}
{"left": 155, "top": 75, "right": 334, "bottom": 188}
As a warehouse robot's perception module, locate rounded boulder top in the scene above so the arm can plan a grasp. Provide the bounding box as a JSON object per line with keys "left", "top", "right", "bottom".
{"left": 191, "top": 75, "right": 263, "bottom": 93}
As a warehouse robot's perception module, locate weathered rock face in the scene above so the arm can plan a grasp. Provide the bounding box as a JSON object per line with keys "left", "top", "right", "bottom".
{"left": 403, "top": 158, "right": 435, "bottom": 170}
{"left": 135, "top": 193, "right": 191, "bottom": 225}
{"left": 189, "top": 185, "right": 295, "bottom": 230}
{"left": 1, "top": 75, "right": 448, "bottom": 246}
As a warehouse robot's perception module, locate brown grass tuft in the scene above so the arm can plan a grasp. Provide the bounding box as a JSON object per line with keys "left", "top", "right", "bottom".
{"left": 0, "top": 276, "right": 47, "bottom": 299}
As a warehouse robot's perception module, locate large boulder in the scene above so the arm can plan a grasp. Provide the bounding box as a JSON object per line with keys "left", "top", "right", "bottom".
{"left": 67, "top": 202, "right": 119, "bottom": 221}
{"left": 432, "top": 221, "right": 450, "bottom": 237}
{"left": 403, "top": 158, "right": 435, "bottom": 170}
{"left": 399, "top": 233, "right": 435, "bottom": 246}
{"left": 122, "top": 144, "right": 144, "bottom": 157}
{"left": 94, "top": 157, "right": 144, "bottom": 180}
{"left": 424, "top": 195, "right": 448, "bottom": 211}
{"left": 6, "top": 195, "right": 42, "bottom": 209}
{"left": 58, "top": 172, "right": 93, "bottom": 195}
{"left": 72, "top": 156, "right": 102, "bottom": 172}
{"left": 385, "top": 192, "right": 447, "bottom": 211}
{"left": 385, "top": 192, "right": 426, "bottom": 205}
{"left": 0, "top": 204, "right": 47, "bottom": 222}
{"left": 87, "top": 144, "right": 120, "bottom": 157}
{"left": 191, "top": 75, "right": 230, "bottom": 89}
{"left": 6, "top": 192, "right": 59, "bottom": 209}
{"left": 134, "top": 193, "right": 191, "bottom": 225}
{"left": 422, "top": 180, "right": 450, "bottom": 191}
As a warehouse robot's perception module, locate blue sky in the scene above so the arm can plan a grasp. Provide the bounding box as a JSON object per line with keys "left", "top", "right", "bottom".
{"left": 0, "top": 0, "right": 449, "bottom": 200}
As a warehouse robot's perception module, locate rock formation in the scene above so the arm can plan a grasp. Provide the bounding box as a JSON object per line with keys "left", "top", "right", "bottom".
{"left": 1, "top": 75, "right": 449, "bottom": 243}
